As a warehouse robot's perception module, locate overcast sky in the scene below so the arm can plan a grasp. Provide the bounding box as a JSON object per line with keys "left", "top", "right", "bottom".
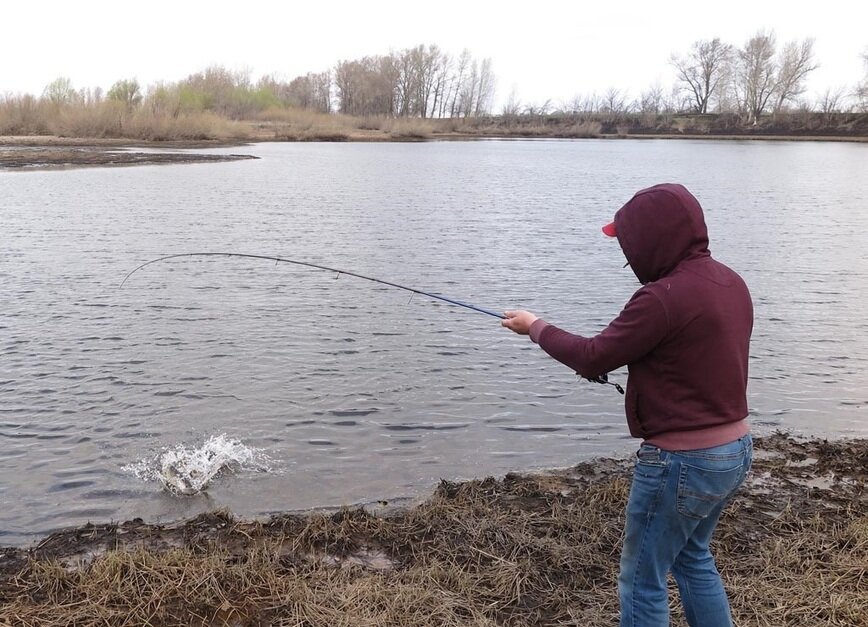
{"left": 3, "top": 0, "right": 866, "bottom": 108}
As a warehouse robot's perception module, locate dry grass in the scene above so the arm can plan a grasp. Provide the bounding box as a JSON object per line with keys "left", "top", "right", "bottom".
{"left": 0, "top": 435, "right": 865, "bottom": 626}
{"left": 0, "top": 98, "right": 250, "bottom": 141}
{"left": 562, "top": 120, "right": 604, "bottom": 138}
{"left": 256, "top": 111, "right": 434, "bottom": 141}
{"left": 254, "top": 107, "right": 354, "bottom": 141}
{"left": 382, "top": 118, "right": 435, "bottom": 140}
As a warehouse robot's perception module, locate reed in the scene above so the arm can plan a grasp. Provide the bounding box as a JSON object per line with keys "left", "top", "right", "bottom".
{"left": 381, "top": 117, "right": 435, "bottom": 139}
{"left": 0, "top": 97, "right": 249, "bottom": 141}
{"left": 256, "top": 107, "right": 354, "bottom": 141}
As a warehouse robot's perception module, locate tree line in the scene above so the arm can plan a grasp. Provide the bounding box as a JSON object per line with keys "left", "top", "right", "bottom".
{"left": 26, "top": 44, "right": 495, "bottom": 121}
{"left": 671, "top": 31, "right": 822, "bottom": 121}
{"left": 4, "top": 33, "right": 868, "bottom": 133}
{"left": 515, "top": 31, "right": 867, "bottom": 120}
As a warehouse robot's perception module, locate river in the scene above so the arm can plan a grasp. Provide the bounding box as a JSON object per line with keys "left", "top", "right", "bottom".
{"left": 1, "top": 139, "right": 866, "bottom": 545}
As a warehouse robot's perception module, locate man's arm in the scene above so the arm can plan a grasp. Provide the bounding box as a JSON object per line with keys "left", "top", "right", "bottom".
{"left": 502, "top": 288, "right": 669, "bottom": 377}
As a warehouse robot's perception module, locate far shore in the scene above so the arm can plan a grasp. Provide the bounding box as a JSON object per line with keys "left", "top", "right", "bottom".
{"left": 1, "top": 433, "right": 865, "bottom": 626}
{"left": 2, "top": 127, "right": 867, "bottom": 171}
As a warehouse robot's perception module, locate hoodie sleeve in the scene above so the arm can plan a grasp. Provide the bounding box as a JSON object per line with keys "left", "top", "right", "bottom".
{"left": 532, "top": 288, "right": 669, "bottom": 378}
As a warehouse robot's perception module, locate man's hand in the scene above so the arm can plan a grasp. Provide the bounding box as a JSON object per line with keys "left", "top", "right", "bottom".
{"left": 501, "top": 310, "right": 539, "bottom": 335}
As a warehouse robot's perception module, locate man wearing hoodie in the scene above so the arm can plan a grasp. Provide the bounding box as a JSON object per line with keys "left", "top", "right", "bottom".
{"left": 501, "top": 183, "right": 753, "bottom": 627}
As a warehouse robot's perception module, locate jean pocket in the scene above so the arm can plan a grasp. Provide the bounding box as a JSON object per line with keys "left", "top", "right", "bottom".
{"left": 635, "top": 446, "right": 667, "bottom": 477}
{"left": 637, "top": 445, "right": 665, "bottom": 463}
{"left": 676, "top": 461, "right": 744, "bottom": 520}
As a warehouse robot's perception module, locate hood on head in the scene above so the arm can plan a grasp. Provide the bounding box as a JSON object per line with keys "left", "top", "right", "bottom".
{"left": 612, "top": 183, "right": 710, "bottom": 284}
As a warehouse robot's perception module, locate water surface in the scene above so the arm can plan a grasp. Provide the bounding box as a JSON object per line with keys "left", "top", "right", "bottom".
{"left": 2, "top": 139, "right": 866, "bottom": 544}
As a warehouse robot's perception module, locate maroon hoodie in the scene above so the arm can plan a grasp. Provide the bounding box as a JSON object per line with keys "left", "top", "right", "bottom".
{"left": 529, "top": 184, "right": 753, "bottom": 449}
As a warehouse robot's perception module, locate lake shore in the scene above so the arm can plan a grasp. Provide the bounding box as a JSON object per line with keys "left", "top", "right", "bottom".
{"left": 2, "top": 433, "right": 865, "bottom": 626}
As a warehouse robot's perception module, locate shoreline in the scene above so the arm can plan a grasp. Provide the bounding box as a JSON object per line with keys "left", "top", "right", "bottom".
{"left": 2, "top": 130, "right": 867, "bottom": 171}
{"left": 2, "top": 433, "right": 865, "bottom": 626}
{"left": 0, "top": 137, "right": 257, "bottom": 170}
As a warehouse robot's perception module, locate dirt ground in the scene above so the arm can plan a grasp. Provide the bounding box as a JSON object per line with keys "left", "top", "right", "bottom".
{"left": 0, "top": 433, "right": 865, "bottom": 626}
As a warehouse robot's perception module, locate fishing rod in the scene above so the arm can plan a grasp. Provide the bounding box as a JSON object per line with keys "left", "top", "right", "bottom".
{"left": 120, "top": 252, "right": 505, "bottom": 318}
{"left": 121, "top": 252, "right": 624, "bottom": 394}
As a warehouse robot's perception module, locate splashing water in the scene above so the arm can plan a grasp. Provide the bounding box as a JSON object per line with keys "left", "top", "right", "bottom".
{"left": 124, "top": 434, "right": 274, "bottom": 495}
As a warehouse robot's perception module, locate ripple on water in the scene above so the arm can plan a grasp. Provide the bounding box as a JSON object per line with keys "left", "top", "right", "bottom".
{"left": 1, "top": 139, "right": 867, "bottom": 545}
{"left": 380, "top": 422, "right": 469, "bottom": 431}
{"left": 48, "top": 480, "right": 97, "bottom": 493}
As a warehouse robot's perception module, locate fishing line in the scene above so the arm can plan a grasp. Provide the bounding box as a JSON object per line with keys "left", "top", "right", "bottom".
{"left": 121, "top": 252, "right": 623, "bottom": 393}
{"left": 121, "top": 252, "right": 505, "bottom": 319}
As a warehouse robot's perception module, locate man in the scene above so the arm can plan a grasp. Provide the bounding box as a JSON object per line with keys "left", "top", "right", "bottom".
{"left": 501, "top": 183, "right": 753, "bottom": 627}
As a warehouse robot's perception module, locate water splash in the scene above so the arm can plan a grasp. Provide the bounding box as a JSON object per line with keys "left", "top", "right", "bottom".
{"left": 124, "top": 434, "right": 273, "bottom": 495}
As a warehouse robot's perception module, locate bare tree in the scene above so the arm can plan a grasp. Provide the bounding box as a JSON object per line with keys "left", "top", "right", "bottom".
{"left": 566, "top": 93, "right": 601, "bottom": 114}
{"left": 474, "top": 58, "right": 495, "bottom": 116}
{"left": 309, "top": 71, "right": 332, "bottom": 113}
{"left": 601, "top": 87, "right": 629, "bottom": 114}
{"left": 415, "top": 44, "right": 442, "bottom": 118}
{"left": 378, "top": 55, "right": 401, "bottom": 116}
{"left": 856, "top": 48, "right": 868, "bottom": 112}
{"left": 431, "top": 51, "right": 452, "bottom": 118}
{"left": 564, "top": 95, "right": 583, "bottom": 114}
{"left": 817, "top": 86, "right": 848, "bottom": 117}
{"left": 331, "top": 45, "right": 495, "bottom": 119}
{"left": 333, "top": 61, "right": 357, "bottom": 115}
{"left": 449, "top": 49, "right": 471, "bottom": 118}
{"left": 772, "top": 38, "right": 818, "bottom": 112}
{"left": 670, "top": 38, "right": 732, "bottom": 113}
{"left": 79, "top": 86, "right": 103, "bottom": 106}
{"left": 523, "top": 99, "right": 552, "bottom": 116}
{"left": 334, "top": 57, "right": 396, "bottom": 117}
{"left": 395, "top": 48, "right": 418, "bottom": 117}
{"left": 660, "top": 85, "right": 686, "bottom": 115}
{"left": 381, "top": 44, "right": 449, "bottom": 118}
{"left": 638, "top": 81, "right": 665, "bottom": 114}
{"left": 710, "top": 60, "right": 738, "bottom": 113}
{"left": 278, "top": 72, "right": 331, "bottom": 112}
{"left": 501, "top": 87, "right": 521, "bottom": 117}
{"left": 736, "top": 30, "right": 778, "bottom": 123}
{"left": 458, "top": 57, "right": 480, "bottom": 117}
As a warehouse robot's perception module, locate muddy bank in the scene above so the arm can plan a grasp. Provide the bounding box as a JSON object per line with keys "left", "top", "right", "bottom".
{"left": 0, "top": 137, "right": 257, "bottom": 170}
{"left": 0, "top": 434, "right": 865, "bottom": 626}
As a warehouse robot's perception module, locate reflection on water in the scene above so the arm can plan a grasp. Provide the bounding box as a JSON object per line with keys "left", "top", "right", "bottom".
{"left": 1, "top": 139, "right": 867, "bottom": 544}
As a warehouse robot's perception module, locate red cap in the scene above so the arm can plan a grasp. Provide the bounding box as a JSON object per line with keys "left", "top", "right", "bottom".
{"left": 602, "top": 221, "right": 617, "bottom": 237}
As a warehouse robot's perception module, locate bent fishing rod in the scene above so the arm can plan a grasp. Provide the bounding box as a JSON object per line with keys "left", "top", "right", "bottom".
{"left": 121, "top": 251, "right": 504, "bottom": 318}
{"left": 121, "top": 252, "right": 623, "bottom": 393}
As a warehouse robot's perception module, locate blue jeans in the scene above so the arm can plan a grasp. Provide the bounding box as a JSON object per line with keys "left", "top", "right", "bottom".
{"left": 618, "top": 434, "right": 752, "bottom": 627}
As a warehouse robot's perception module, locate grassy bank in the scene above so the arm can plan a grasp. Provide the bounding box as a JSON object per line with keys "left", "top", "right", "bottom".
{"left": 3, "top": 96, "right": 868, "bottom": 144}
{"left": 457, "top": 111, "right": 868, "bottom": 141}
{"left": 1, "top": 434, "right": 865, "bottom": 626}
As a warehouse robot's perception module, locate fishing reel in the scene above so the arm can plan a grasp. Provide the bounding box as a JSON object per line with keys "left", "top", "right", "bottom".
{"left": 579, "top": 372, "right": 625, "bottom": 395}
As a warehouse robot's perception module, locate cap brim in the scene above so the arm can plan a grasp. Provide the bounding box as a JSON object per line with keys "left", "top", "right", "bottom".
{"left": 602, "top": 221, "right": 617, "bottom": 237}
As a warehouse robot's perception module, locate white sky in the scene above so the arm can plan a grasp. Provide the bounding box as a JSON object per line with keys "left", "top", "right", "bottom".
{"left": 3, "top": 0, "right": 866, "bottom": 109}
